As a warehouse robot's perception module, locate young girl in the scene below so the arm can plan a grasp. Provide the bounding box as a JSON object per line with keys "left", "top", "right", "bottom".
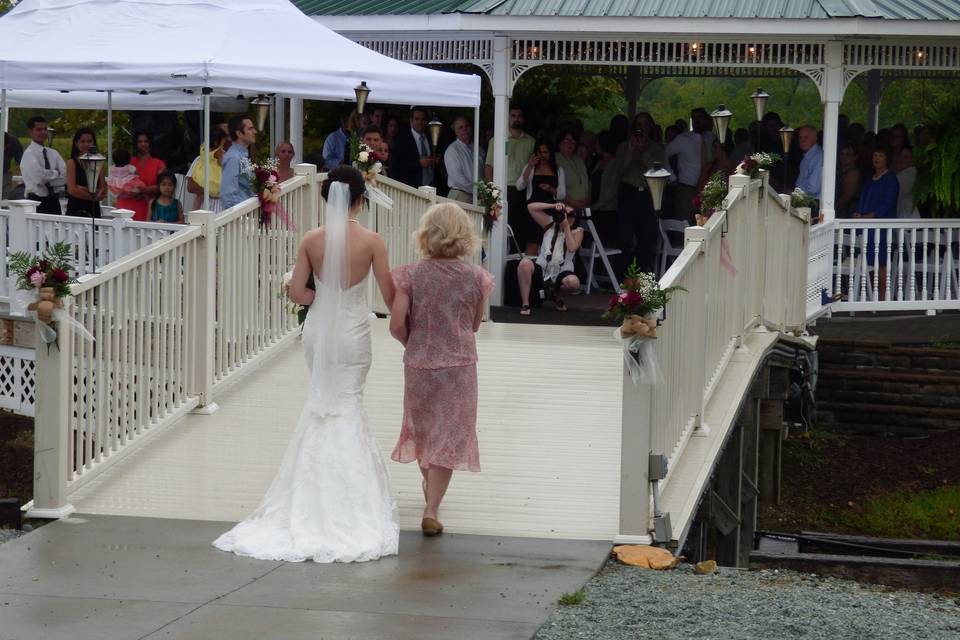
{"left": 389, "top": 203, "right": 494, "bottom": 537}
{"left": 150, "top": 171, "right": 184, "bottom": 223}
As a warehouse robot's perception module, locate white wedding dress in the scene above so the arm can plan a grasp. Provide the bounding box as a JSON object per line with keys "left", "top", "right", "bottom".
{"left": 213, "top": 183, "right": 399, "bottom": 563}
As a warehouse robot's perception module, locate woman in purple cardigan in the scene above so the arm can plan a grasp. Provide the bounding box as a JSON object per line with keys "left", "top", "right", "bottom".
{"left": 854, "top": 147, "right": 899, "bottom": 301}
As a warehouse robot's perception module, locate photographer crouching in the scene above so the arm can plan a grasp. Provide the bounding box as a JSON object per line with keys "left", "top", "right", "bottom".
{"left": 517, "top": 202, "right": 584, "bottom": 316}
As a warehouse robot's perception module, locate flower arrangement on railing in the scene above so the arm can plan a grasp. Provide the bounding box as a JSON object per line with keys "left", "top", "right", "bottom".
{"left": 244, "top": 157, "right": 288, "bottom": 227}
{"left": 603, "top": 259, "right": 684, "bottom": 385}
{"left": 474, "top": 180, "right": 502, "bottom": 230}
{"left": 8, "top": 242, "right": 92, "bottom": 350}
{"left": 790, "top": 187, "right": 817, "bottom": 209}
{"left": 693, "top": 171, "right": 727, "bottom": 226}
{"left": 350, "top": 136, "right": 393, "bottom": 210}
{"left": 735, "top": 152, "right": 781, "bottom": 179}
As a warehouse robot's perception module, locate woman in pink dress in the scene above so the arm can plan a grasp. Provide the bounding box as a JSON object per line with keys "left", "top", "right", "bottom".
{"left": 117, "top": 131, "right": 166, "bottom": 221}
{"left": 390, "top": 203, "right": 494, "bottom": 537}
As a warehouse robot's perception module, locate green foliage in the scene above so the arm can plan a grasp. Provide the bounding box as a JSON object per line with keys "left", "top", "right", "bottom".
{"left": 0, "top": 0, "right": 15, "bottom": 15}
{"left": 558, "top": 588, "right": 586, "bottom": 605}
{"left": 790, "top": 188, "right": 817, "bottom": 209}
{"left": 603, "top": 259, "right": 685, "bottom": 321}
{"left": 8, "top": 242, "right": 77, "bottom": 298}
{"left": 698, "top": 171, "right": 727, "bottom": 215}
{"left": 50, "top": 110, "right": 133, "bottom": 155}
{"left": 856, "top": 485, "right": 960, "bottom": 541}
{"left": 915, "top": 97, "right": 960, "bottom": 217}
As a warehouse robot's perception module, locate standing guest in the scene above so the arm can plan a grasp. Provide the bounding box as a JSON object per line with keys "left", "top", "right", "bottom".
{"left": 3, "top": 132, "right": 24, "bottom": 199}
{"left": 389, "top": 203, "right": 494, "bottom": 537}
{"left": 65, "top": 128, "right": 107, "bottom": 218}
{"left": 555, "top": 130, "right": 590, "bottom": 210}
{"left": 443, "top": 116, "right": 482, "bottom": 204}
{"left": 20, "top": 116, "right": 66, "bottom": 214}
{"left": 795, "top": 126, "right": 823, "bottom": 205}
{"left": 517, "top": 138, "right": 566, "bottom": 257}
{"left": 116, "top": 131, "right": 166, "bottom": 221}
{"left": 390, "top": 107, "right": 439, "bottom": 189}
{"left": 276, "top": 141, "right": 296, "bottom": 183}
{"left": 321, "top": 113, "right": 352, "bottom": 171}
{"left": 150, "top": 171, "right": 184, "bottom": 223}
{"left": 854, "top": 147, "right": 899, "bottom": 301}
{"left": 359, "top": 125, "right": 390, "bottom": 173}
{"left": 665, "top": 121, "right": 702, "bottom": 224}
{"left": 889, "top": 124, "right": 918, "bottom": 217}
{"left": 484, "top": 106, "right": 536, "bottom": 250}
{"left": 835, "top": 143, "right": 861, "bottom": 219}
{"left": 384, "top": 116, "right": 400, "bottom": 148}
{"left": 730, "top": 128, "right": 753, "bottom": 166}
{"left": 187, "top": 127, "right": 230, "bottom": 212}
{"left": 608, "top": 114, "right": 630, "bottom": 148}
{"left": 590, "top": 131, "right": 620, "bottom": 243}
{"left": 220, "top": 115, "right": 257, "bottom": 209}
{"left": 369, "top": 106, "right": 387, "bottom": 132}
{"left": 578, "top": 130, "right": 598, "bottom": 173}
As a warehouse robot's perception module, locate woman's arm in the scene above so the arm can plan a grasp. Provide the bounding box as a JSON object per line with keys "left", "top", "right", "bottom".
{"left": 555, "top": 167, "right": 566, "bottom": 202}
{"left": 527, "top": 200, "right": 567, "bottom": 229}
{"left": 389, "top": 290, "right": 410, "bottom": 345}
{"left": 564, "top": 225, "right": 584, "bottom": 253}
{"left": 287, "top": 234, "right": 317, "bottom": 306}
{"left": 371, "top": 234, "right": 396, "bottom": 309}
{"left": 176, "top": 201, "right": 185, "bottom": 224}
{"left": 142, "top": 161, "right": 167, "bottom": 199}
{"left": 66, "top": 160, "right": 95, "bottom": 200}
{"left": 472, "top": 296, "right": 485, "bottom": 332}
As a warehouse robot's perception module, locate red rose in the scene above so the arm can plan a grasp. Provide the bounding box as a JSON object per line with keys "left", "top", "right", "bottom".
{"left": 52, "top": 269, "right": 69, "bottom": 283}
{"left": 622, "top": 290, "right": 643, "bottom": 307}
{"left": 25, "top": 266, "right": 38, "bottom": 278}
{"left": 37, "top": 260, "right": 49, "bottom": 271}
{"left": 607, "top": 294, "right": 620, "bottom": 310}
{"left": 691, "top": 195, "right": 702, "bottom": 209}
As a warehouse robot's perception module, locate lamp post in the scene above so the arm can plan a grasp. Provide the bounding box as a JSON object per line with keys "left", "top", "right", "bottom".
{"left": 779, "top": 125, "right": 794, "bottom": 189}
{"left": 354, "top": 81, "right": 370, "bottom": 115}
{"left": 750, "top": 88, "right": 769, "bottom": 155}
{"left": 644, "top": 162, "right": 671, "bottom": 213}
{"left": 710, "top": 104, "right": 732, "bottom": 146}
{"left": 250, "top": 95, "right": 272, "bottom": 133}
{"left": 427, "top": 115, "right": 443, "bottom": 149}
{"left": 78, "top": 145, "right": 106, "bottom": 271}
{"left": 45, "top": 127, "right": 56, "bottom": 148}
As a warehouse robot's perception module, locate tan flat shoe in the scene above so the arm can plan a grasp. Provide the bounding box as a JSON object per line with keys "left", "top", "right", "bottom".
{"left": 421, "top": 517, "right": 444, "bottom": 537}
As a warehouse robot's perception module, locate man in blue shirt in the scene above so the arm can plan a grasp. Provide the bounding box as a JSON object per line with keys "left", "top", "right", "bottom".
{"left": 220, "top": 115, "right": 257, "bottom": 209}
{"left": 321, "top": 113, "right": 352, "bottom": 171}
{"left": 795, "top": 125, "right": 822, "bottom": 202}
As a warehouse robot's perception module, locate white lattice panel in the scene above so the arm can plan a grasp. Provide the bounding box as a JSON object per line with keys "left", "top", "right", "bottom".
{"left": 0, "top": 345, "right": 35, "bottom": 417}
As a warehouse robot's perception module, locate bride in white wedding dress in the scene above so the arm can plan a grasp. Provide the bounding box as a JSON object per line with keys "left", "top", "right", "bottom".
{"left": 214, "top": 166, "right": 399, "bottom": 563}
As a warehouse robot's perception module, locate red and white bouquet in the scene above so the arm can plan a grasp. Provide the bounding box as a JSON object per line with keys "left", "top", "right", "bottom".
{"left": 475, "top": 180, "right": 502, "bottom": 229}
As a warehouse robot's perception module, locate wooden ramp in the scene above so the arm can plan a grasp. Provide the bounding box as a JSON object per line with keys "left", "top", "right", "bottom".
{"left": 68, "top": 320, "right": 625, "bottom": 541}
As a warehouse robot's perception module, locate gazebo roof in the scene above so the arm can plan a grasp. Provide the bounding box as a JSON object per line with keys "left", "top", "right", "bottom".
{"left": 294, "top": 0, "right": 960, "bottom": 20}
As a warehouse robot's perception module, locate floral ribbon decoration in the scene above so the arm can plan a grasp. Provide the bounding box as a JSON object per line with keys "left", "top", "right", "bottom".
{"left": 352, "top": 142, "right": 393, "bottom": 210}
{"left": 243, "top": 157, "right": 293, "bottom": 227}
{"left": 475, "top": 180, "right": 503, "bottom": 230}
{"left": 9, "top": 242, "right": 94, "bottom": 351}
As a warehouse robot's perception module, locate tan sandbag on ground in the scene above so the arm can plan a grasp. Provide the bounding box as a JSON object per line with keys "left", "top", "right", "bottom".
{"left": 613, "top": 544, "right": 680, "bottom": 570}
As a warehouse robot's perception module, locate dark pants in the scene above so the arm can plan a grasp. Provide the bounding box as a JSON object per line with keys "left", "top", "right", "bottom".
{"left": 27, "top": 192, "right": 62, "bottom": 215}
{"left": 506, "top": 186, "right": 531, "bottom": 247}
{"left": 617, "top": 185, "right": 657, "bottom": 275}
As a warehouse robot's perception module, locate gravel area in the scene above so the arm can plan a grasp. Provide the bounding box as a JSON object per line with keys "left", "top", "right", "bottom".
{"left": 0, "top": 529, "right": 24, "bottom": 545}
{"left": 535, "top": 562, "right": 960, "bottom": 640}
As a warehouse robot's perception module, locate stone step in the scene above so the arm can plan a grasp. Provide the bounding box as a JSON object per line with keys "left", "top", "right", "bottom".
{"left": 818, "top": 401, "right": 960, "bottom": 434}
{"left": 818, "top": 366, "right": 959, "bottom": 386}
{"left": 817, "top": 388, "right": 960, "bottom": 410}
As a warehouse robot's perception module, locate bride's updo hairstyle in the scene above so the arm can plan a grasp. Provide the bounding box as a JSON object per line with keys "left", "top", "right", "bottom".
{"left": 414, "top": 202, "right": 479, "bottom": 259}
{"left": 321, "top": 165, "right": 366, "bottom": 208}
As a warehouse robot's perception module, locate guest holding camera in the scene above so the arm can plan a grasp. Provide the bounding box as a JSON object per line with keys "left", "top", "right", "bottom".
{"left": 516, "top": 202, "right": 584, "bottom": 316}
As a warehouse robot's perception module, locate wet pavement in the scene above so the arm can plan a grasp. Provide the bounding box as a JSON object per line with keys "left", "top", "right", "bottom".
{"left": 0, "top": 514, "right": 610, "bottom": 640}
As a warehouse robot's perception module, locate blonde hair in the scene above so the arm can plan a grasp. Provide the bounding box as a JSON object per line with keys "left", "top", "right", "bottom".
{"left": 415, "top": 202, "right": 479, "bottom": 259}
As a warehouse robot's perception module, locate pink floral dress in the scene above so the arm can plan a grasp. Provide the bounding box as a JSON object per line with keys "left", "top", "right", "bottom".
{"left": 390, "top": 259, "right": 495, "bottom": 472}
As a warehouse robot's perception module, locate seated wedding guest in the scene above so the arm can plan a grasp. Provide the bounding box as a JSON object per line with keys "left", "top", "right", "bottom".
{"left": 106, "top": 149, "right": 146, "bottom": 199}
{"left": 321, "top": 112, "right": 352, "bottom": 171}
{"left": 517, "top": 138, "right": 566, "bottom": 256}
{"left": 150, "top": 171, "right": 184, "bottom": 224}
{"left": 65, "top": 128, "right": 107, "bottom": 218}
{"left": 20, "top": 116, "right": 66, "bottom": 214}
{"left": 3, "top": 132, "right": 23, "bottom": 199}
{"left": 390, "top": 107, "right": 439, "bottom": 189}
{"left": 118, "top": 131, "right": 166, "bottom": 221}
{"left": 443, "top": 116, "right": 482, "bottom": 204}
{"left": 556, "top": 130, "right": 590, "bottom": 210}
{"left": 390, "top": 203, "right": 494, "bottom": 537}
{"left": 276, "top": 141, "right": 296, "bottom": 182}
{"left": 187, "top": 127, "right": 230, "bottom": 212}
{"left": 516, "top": 202, "right": 584, "bottom": 316}
{"left": 854, "top": 147, "right": 899, "bottom": 301}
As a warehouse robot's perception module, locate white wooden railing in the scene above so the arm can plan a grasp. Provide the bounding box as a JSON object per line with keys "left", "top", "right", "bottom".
{"left": 618, "top": 172, "right": 808, "bottom": 543}
{"left": 806, "top": 218, "right": 960, "bottom": 316}
{"left": 0, "top": 202, "right": 182, "bottom": 302}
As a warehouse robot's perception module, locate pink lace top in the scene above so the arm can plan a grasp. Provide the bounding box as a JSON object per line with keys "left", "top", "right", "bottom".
{"left": 392, "top": 259, "right": 495, "bottom": 369}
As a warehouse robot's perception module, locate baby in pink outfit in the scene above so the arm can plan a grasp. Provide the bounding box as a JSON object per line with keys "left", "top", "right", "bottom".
{"left": 106, "top": 149, "right": 146, "bottom": 199}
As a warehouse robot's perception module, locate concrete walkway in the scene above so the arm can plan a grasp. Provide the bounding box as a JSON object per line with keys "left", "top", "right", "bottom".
{"left": 0, "top": 514, "right": 609, "bottom": 640}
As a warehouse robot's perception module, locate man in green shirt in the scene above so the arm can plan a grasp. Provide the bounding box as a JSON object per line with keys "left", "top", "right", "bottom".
{"left": 485, "top": 106, "right": 535, "bottom": 249}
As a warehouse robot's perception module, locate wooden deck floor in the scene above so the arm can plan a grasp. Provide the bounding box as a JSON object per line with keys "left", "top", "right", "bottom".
{"left": 68, "top": 320, "right": 625, "bottom": 541}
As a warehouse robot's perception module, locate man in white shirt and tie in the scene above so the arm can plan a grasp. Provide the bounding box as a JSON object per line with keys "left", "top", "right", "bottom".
{"left": 20, "top": 116, "right": 66, "bottom": 214}
{"left": 444, "top": 116, "right": 483, "bottom": 203}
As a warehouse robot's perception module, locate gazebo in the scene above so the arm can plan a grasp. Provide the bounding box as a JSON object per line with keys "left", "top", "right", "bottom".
{"left": 296, "top": 0, "right": 960, "bottom": 302}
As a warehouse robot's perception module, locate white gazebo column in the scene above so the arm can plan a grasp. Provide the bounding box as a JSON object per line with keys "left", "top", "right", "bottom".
{"left": 819, "top": 41, "right": 844, "bottom": 223}
{"left": 0, "top": 89, "right": 6, "bottom": 201}
{"left": 290, "top": 98, "right": 304, "bottom": 164}
{"left": 488, "top": 35, "right": 510, "bottom": 306}
{"left": 866, "top": 69, "right": 882, "bottom": 133}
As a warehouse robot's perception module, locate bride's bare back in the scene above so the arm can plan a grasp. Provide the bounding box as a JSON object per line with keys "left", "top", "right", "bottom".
{"left": 288, "top": 222, "right": 395, "bottom": 309}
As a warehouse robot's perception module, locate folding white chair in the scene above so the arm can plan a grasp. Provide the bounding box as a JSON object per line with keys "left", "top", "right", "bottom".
{"left": 576, "top": 208, "right": 621, "bottom": 294}
{"left": 657, "top": 218, "right": 687, "bottom": 278}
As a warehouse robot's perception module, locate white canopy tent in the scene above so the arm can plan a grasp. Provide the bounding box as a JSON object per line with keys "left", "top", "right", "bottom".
{"left": 0, "top": 0, "right": 482, "bottom": 207}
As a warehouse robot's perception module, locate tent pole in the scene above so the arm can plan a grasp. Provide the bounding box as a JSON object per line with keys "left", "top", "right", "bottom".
{"left": 269, "top": 95, "right": 277, "bottom": 153}
{"left": 202, "top": 90, "right": 210, "bottom": 211}
{"left": 473, "top": 106, "right": 479, "bottom": 204}
{"left": 290, "top": 98, "right": 303, "bottom": 165}
{"left": 0, "top": 89, "right": 6, "bottom": 203}
{"left": 106, "top": 91, "right": 113, "bottom": 206}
